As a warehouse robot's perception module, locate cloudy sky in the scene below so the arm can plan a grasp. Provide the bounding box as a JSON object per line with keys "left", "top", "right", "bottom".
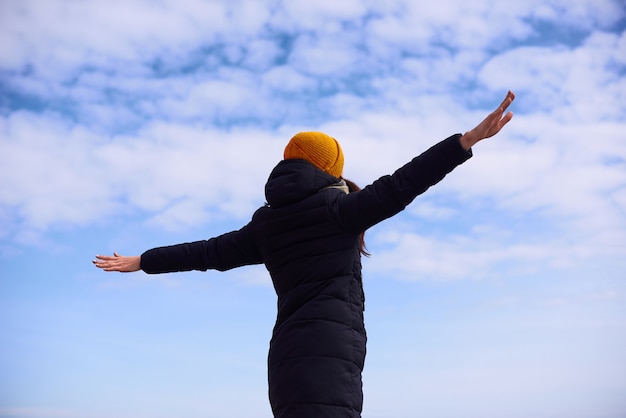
{"left": 1, "top": 0, "right": 625, "bottom": 417}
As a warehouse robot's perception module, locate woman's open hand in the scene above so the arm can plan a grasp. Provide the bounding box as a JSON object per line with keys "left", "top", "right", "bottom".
{"left": 460, "top": 90, "right": 515, "bottom": 150}
{"left": 93, "top": 252, "right": 141, "bottom": 272}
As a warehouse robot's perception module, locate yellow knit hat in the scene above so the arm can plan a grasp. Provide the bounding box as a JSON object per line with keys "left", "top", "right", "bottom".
{"left": 283, "top": 132, "right": 344, "bottom": 178}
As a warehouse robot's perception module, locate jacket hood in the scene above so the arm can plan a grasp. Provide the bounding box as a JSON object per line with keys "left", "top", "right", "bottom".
{"left": 265, "top": 159, "right": 339, "bottom": 208}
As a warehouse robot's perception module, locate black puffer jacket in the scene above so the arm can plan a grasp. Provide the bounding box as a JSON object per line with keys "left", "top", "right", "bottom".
{"left": 140, "top": 134, "right": 472, "bottom": 417}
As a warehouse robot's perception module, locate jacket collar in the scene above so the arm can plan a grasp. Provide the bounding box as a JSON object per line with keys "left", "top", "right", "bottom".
{"left": 322, "top": 179, "right": 349, "bottom": 194}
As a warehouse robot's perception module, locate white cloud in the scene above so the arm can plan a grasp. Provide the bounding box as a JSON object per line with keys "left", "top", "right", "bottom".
{"left": 366, "top": 226, "right": 588, "bottom": 282}
{"left": 241, "top": 39, "right": 284, "bottom": 70}
{"left": 289, "top": 33, "right": 362, "bottom": 77}
{"left": 93, "top": 122, "right": 279, "bottom": 218}
{"left": 479, "top": 30, "right": 626, "bottom": 117}
{"left": 278, "top": 0, "right": 369, "bottom": 30}
{"left": 163, "top": 78, "right": 258, "bottom": 120}
{"left": 1, "top": 0, "right": 625, "bottom": 276}
{"left": 0, "top": 112, "right": 117, "bottom": 229}
{"left": 408, "top": 200, "right": 459, "bottom": 221}
{"left": 261, "top": 65, "right": 316, "bottom": 92}
{"left": 531, "top": 0, "right": 626, "bottom": 28}
{"left": 0, "top": 112, "right": 283, "bottom": 238}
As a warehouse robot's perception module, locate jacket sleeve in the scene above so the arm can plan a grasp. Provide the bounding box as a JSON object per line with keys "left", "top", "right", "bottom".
{"left": 140, "top": 223, "right": 263, "bottom": 274}
{"left": 335, "top": 134, "right": 472, "bottom": 232}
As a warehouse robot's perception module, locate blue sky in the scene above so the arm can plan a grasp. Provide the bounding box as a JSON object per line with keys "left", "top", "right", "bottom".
{"left": 1, "top": 0, "right": 625, "bottom": 417}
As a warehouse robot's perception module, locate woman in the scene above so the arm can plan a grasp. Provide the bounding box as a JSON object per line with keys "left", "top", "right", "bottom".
{"left": 94, "top": 91, "right": 515, "bottom": 417}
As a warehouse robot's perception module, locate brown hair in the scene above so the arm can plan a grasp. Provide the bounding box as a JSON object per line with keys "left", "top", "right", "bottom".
{"left": 342, "top": 178, "right": 370, "bottom": 257}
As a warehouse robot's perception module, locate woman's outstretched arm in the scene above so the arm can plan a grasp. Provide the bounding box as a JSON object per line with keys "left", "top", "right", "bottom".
{"left": 93, "top": 224, "right": 263, "bottom": 274}
{"left": 334, "top": 90, "right": 516, "bottom": 232}
{"left": 93, "top": 252, "right": 141, "bottom": 272}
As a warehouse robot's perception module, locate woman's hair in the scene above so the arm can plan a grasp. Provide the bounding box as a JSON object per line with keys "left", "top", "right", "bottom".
{"left": 343, "top": 178, "right": 371, "bottom": 257}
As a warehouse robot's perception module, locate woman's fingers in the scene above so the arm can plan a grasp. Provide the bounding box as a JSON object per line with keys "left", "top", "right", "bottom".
{"left": 499, "top": 90, "right": 515, "bottom": 113}
{"left": 93, "top": 253, "right": 140, "bottom": 272}
{"left": 93, "top": 253, "right": 120, "bottom": 269}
